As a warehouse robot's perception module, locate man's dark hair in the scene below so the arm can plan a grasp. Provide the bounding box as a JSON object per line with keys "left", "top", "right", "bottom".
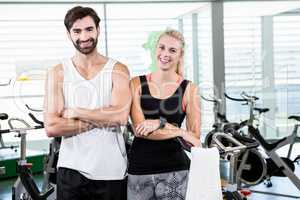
{"left": 64, "top": 6, "right": 101, "bottom": 31}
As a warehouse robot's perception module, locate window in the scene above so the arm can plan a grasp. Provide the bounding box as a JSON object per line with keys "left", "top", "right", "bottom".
{"left": 224, "top": 1, "right": 300, "bottom": 138}
{"left": 0, "top": 2, "right": 208, "bottom": 142}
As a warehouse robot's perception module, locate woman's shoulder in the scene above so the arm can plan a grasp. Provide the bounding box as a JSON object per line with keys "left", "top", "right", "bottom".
{"left": 130, "top": 74, "right": 146, "bottom": 88}
{"left": 180, "top": 78, "right": 195, "bottom": 88}
{"left": 130, "top": 75, "right": 141, "bottom": 84}
{"left": 130, "top": 73, "right": 150, "bottom": 84}
{"left": 182, "top": 79, "right": 199, "bottom": 97}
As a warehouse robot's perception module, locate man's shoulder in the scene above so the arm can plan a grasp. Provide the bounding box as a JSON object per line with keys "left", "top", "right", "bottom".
{"left": 47, "top": 63, "right": 64, "bottom": 81}
{"left": 51, "top": 63, "right": 63, "bottom": 72}
{"left": 112, "top": 61, "right": 130, "bottom": 76}
{"left": 130, "top": 76, "right": 141, "bottom": 82}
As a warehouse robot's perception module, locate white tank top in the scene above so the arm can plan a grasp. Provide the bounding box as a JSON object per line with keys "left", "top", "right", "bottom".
{"left": 57, "top": 58, "right": 127, "bottom": 180}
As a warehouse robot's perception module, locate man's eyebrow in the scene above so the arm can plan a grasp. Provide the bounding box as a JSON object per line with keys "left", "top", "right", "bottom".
{"left": 85, "top": 26, "right": 94, "bottom": 30}
{"left": 72, "top": 28, "right": 81, "bottom": 32}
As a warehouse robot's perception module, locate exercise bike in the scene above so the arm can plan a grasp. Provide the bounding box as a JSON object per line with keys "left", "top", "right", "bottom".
{"left": 0, "top": 112, "right": 19, "bottom": 151}
{"left": 210, "top": 132, "right": 259, "bottom": 199}
{"left": 226, "top": 92, "right": 300, "bottom": 197}
{"left": 0, "top": 112, "right": 55, "bottom": 200}
{"left": 25, "top": 104, "right": 61, "bottom": 188}
{"left": 202, "top": 94, "right": 266, "bottom": 186}
{"left": 201, "top": 95, "right": 241, "bottom": 148}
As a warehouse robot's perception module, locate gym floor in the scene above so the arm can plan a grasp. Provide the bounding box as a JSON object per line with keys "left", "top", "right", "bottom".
{"left": 250, "top": 166, "right": 300, "bottom": 199}
{"left": 1, "top": 144, "right": 300, "bottom": 200}
{"left": 0, "top": 168, "right": 299, "bottom": 200}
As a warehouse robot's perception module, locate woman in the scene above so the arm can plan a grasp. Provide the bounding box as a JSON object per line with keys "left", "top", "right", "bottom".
{"left": 128, "top": 29, "right": 201, "bottom": 200}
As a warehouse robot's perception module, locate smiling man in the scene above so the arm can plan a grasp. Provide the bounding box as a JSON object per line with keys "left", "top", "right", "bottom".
{"left": 44, "top": 6, "right": 131, "bottom": 200}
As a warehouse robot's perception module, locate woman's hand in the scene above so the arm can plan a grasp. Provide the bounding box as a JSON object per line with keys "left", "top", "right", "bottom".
{"left": 181, "top": 130, "right": 202, "bottom": 147}
{"left": 135, "top": 119, "right": 160, "bottom": 137}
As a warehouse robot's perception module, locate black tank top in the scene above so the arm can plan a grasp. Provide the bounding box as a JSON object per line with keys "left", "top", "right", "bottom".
{"left": 128, "top": 75, "right": 190, "bottom": 175}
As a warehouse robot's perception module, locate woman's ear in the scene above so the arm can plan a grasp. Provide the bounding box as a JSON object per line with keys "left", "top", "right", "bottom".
{"left": 177, "top": 56, "right": 184, "bottom": 77}
{"left": 180, "top": 49, "right": 184, "bottom": 57}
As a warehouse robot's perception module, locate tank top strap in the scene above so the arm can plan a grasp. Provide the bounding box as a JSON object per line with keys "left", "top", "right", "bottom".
{"left": 139, "top": 75, "right": 151, "bottom": 95}
{"left": 104, "top": 58, "right": 117, "bottom": 73}
{"left": 179, "top": 79, "right": 190, "bottom": 98}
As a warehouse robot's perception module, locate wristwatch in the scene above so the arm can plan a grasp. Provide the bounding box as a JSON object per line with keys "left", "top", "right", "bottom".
{"left": 158, "top": 117, "right": 167, "bottom": 129}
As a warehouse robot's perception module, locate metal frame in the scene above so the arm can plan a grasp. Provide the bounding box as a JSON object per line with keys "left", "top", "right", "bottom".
{"left": 0, "top": 1, "right": 216, "bottom": 4}
{"left": 192, "top": 13, "right": 200, "bottom": 85}
{"left": 261, "top": 16, "right": 277, "bottom": 138}
{"left": 211, "top": 1, "right": 226, "bottom": 114}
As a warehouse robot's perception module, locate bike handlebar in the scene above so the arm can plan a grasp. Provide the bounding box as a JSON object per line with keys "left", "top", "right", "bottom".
{"left": 211, "top": 132, "right": 259, "bottom": 154}
{"left": 224, "top": 92, "right": 247, "bottom": 102}
{"left": 288, "top": 115, "right": 300, "bottom": 122}
{"left": 212, "top": 132, "right": 246, "bottom": 154}
{"left": 201, "top": 95, "right": 221, "bottom": 103}
{"left": 224, "top": 92, "right": 259, "bottom": 103}
{"left": 28, "top": 113, "right": 44, "bottom": 127}
{"left": 240, "top": 91, "right": 259, "bottom": 101}
{"left": 0, "top": 79, "right": 11, "bottom": 86}
{"left": 0, "top": 113, "right": 44, "bottom": 134}
{"left": 25, "top": 104, "right": 43, "bottom": 112}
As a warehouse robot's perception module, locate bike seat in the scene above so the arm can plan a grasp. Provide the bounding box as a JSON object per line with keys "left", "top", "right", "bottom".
{"left": 232, "top": 133, "right": 259, "bottom": 148}
{"left": 254, "top": 108, "right": 269, "bottom": 114}
{"left": 223, "top": 123, "right": 240, "bottom": 133}
{"left": 0, "top": 113, "right": 8, "bottom": 120}
{"left": 217, "top": 113, "right": 229, "bottom": 123}
{"left": 265, "top": 137, "right": 287, "bottom": 151}
{"left": 288, "top": 115, "right": 300, "bottom": 122}
{"left": 248, "top": 126, "right": 286, "bottom": 151}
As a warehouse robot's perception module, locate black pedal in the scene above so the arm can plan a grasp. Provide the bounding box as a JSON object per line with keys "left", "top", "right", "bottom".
{"left": 264, "top": 179, "right": 272, "bottom": 188}
{"left": 293, "top": 155, "right": 300, "bottom": 164}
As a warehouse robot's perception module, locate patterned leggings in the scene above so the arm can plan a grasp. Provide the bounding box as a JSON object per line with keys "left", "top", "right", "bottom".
{"left": 128, "top": 170, "right": 189, "bottom": 200}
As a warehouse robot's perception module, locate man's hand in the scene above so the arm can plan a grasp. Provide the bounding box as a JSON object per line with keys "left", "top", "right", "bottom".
{"left": 135, "top": 119, "right": 160, "bottom": 137}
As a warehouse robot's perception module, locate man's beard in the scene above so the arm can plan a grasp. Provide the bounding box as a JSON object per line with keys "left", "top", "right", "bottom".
{"left": 73, "top": 37, "right": 98, "bottom": 55}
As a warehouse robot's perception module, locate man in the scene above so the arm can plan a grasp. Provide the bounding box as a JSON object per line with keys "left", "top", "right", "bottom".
{"left": 44, "top": 6, "right": 131, "bottom": 200}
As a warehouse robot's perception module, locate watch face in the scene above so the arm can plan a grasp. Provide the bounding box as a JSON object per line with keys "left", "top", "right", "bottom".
{"left": 160, "top": 117, "right": 167, "bottom": 128}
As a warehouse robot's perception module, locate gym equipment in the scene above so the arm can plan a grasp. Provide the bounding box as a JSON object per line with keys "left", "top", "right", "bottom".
{"left": 226, "top": 92, "right": 300, "bottom": 197}
{"left": 26, "top": 104, "right": 60, "bottom": 194}
{"left": 0, "top": 78, "right": 11, "bottom": 86}
{"left": 224, "top": 92, "right": 269, "bottom": 186}
{"left": 1, "top": 113, "right": 55, "bottom": 200}
{"left": 201, "top": 95, "right": 241, "bottom": 148}
{"left": 0, "top": 113, "right": 8, "bottom": 174}
{"left": 210, "top": 132, "right": 259, "bottom": 200}
{"left": 202, "top": 94, "right": 266, "bottom": 187}
{"left": 25, "top": 104, "right": 43, "bottom": 113}
{"left": 248, "top": 124, "right": 300, "bottom": 197}
{"left": 0, "top": 113, "right": 18, "bottom": 151}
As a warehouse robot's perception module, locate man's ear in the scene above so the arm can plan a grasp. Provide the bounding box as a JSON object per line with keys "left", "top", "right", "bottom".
{"left": 66, "top": 30, "right": 71, "bottom": 41}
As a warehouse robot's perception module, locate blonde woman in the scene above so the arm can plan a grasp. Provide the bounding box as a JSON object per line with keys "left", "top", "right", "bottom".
{"left": 128, "top": 29, "right": 201, "bottom": 200}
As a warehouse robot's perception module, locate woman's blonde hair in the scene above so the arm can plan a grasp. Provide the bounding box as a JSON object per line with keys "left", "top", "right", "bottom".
{"left": 157, "top": 29, "right": 185, "bottom": 76}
